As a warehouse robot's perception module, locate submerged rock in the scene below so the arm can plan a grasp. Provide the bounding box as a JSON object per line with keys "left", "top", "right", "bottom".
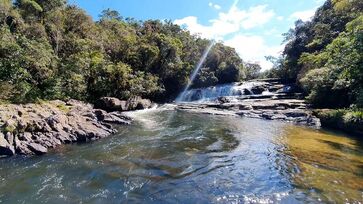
{"left": 0, "top": 100, "right": 132, "bottom": 157}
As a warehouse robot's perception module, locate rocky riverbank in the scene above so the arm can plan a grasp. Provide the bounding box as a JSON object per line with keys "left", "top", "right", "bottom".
{"left": 176, "top": 98, "right": 320, "bottom": 127}
{"left": 175, "top": 79, "right": 321, "bottom": 127}
{"left": 0, "top": 100, "right": 133, "bottom": 157}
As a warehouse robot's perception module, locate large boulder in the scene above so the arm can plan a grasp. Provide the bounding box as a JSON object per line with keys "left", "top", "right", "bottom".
{"left": 217, "top": 97, "right": 231, "bottom": 104}
{"left": 126, "top": 96, "right": 152, "bottom": 111}
{"left": 0, "top": 99, "right": 132, "bottom": 157}
{"left": 94, "top": 97, "right": 127, "bottom": 112}
{"left": 250, "top": 86, "right": 266, "bottom": 95}
{"left": 27, "top": 143, "right": 47, "bottom": 155}
{"left": 94, "top": 109, "right": 131, "bottom": 125}
{"left": 95, "top": 97, "right": 152, "bottom": 112}
{"left": 242, "top": 89, "right": 253, "bottom": 95}
{"left": 0, "top": 133, "right": 15, "bottom": 156}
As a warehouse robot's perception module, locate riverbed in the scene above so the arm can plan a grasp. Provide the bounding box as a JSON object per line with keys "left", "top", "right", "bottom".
{"left": 0, "top": 109, "right": 362, "bottom": 203}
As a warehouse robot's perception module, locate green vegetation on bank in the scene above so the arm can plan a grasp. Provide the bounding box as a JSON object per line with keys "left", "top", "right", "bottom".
{"left": 265, "top": 0, "right": 363, "bottom": 109}
{"left": 262, "top": 0, "right": 363, "bottom": 134}
{"left": 0, "top": 0, "right": 262, "bottom": 103}
{"left": 313, "top": 109, "right": 363, "bottom": 135}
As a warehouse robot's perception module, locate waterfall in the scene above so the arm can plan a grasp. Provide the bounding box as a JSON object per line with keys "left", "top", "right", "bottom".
{"left": 178, "top": 82, "right": 269, "bottom": 102}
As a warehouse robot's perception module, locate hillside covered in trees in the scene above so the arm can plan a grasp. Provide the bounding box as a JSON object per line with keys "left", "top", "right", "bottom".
{"left": 265, "top": 0, "right": 362, "bottom": 109}
{"left": 1, "top": 0, "right": 362, "bottom": 111}
{"left": 0, "top": 0, "right": 257, "bottom": 103}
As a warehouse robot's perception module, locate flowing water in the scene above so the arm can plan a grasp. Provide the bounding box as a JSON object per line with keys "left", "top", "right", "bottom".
{"left": 177, "top": 82, "right": 271, "bottom": 102}
{"left": 0, "top": 110, "right": 363, "bottom": 203}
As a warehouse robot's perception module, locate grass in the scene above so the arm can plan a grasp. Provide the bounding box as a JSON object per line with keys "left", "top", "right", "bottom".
{"left": 56, "top": 104, "right": 71, "bottom": 113}
{"left": 2, "top": 123, "right": 16, "bottom": 133}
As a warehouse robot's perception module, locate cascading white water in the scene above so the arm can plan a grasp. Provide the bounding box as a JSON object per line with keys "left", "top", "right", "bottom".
{"left": 178, "top": 82, "right": 271, "bottom": 102}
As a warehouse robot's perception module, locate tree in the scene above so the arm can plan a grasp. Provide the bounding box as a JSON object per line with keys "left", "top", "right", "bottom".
{"left": 99, "top": 9, "right": 122, "bottom": 21}
{"left": 244, "top": 63, "right": 262, "bottom": 80}
{"left": 268, "top": 0, "right": 363, "bottom": 108}
{"left": 0, "top": 0, "right": 246, "bottom": 103}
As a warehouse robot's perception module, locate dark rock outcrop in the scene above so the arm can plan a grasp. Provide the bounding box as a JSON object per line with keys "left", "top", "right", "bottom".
{"left": 0, "top": 100, "right": 132, "bottom": 157}
{"left": 126, "top": 96, "right": 153, "bottom": 110}
{"left": 94, "top": 97, "right": 127, "bottom": 112}
{"left": 94, "top": 109, "right": 132, "bottom": 125}
{"left": 250, "top": 85, "right": 266, "bottom": 95}
{"left": 95, "top": 96, "right": 153, "bottom": 112}
{"left": 217, "top": 97, "right": 231, "bottom": 104}
{"left": 0, "top": 133, "right": 15, "bottom": 156}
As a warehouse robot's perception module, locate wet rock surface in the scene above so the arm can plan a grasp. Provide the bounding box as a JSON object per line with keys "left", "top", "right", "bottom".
{"left": 0, "top": 100, "right": 132, "bottom": 157}
{"left": 175, "top": 79, "right": 320, "bottom": 127}
{"left": 176, "top": 98, "right": 320, "bottom": 127}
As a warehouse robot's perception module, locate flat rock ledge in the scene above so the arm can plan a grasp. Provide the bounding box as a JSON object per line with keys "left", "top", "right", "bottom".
{"left": 0, "top": 100, "right": 131, "bottom": 157}
{"left": 176, "top": 98, "right": 321, "bottom": 127}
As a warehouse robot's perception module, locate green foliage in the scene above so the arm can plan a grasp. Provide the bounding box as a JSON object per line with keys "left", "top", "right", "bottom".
{"left": 99, "top": 8, "right": 122, "bottom": 21}
{"left": 0, "top": 3, "right": 247, "bottom": 103}
{"left": 3, "top": 123, "right": 16, "bottom": 133}
{"left": 300, "top": 14, "right": 363, "bottom": 108}
{"left": 314, "top": 108, "right": 363, "bottom": 135}
{"left": 17, "top": 0, "right": 43, "bottom": 13}
{"left": 56, "top": 103, "right": 70, "bottom": 113}
{"left": 269, "top": 0, "right": 363, "bottom": 109}
{"left": 244, "top": 63, "right": 262, "bottom": 79}
{"left": 193, "top": 68, "right": 218, "bottom": 87}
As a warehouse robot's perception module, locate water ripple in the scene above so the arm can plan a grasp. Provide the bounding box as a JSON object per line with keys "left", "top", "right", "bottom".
{"left": 0, "top": 112, "right": 362, "bottom": 203}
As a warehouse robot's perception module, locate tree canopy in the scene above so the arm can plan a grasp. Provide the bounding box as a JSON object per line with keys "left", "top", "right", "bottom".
{"left": 265, "top": 0, "right": 363, "bottom": 108}
{"left": 0, "top": 0, "right": 250, "bottom": 103}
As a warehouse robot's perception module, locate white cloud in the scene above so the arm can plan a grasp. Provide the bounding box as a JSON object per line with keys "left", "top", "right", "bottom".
{"left": 216, "top": 5, "right": 275, "bottom": 30}
{"left": 214, "top": 4, "right": 221, "bottom": 10}
{"left": 224, "top": 35, "right": 283, "bottom": 71}
{"left": 290, "top": 8, "right": 316, "bottom": 22}
{"left": 209, "top": 2, "right": 221, "bottom": 10}
{"left": 174, "top": 3, "right": 278, "bottom": 70}
{"left": 174, "top": 4, "right": 275, "bottom": 39}
{"left": 277, "top": 16, "right": 284, "bottom": 21}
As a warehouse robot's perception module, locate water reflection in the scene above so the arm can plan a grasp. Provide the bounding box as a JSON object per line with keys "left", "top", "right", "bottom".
{"left": 0, "top": 110, "right": 362, "bottom": 203}
{"left": 280, "top": 127, "right": 363, "bottom": 203}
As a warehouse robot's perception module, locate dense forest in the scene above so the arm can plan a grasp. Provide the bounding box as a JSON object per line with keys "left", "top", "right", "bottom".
{"left": 0, "top": 0, "right": 258, "bottom": 103}
{"left": 265, "top": 0, "right": 363, "bottom": 109}
{"left": 0, "top": 0, "right": 362, "bottom": 111}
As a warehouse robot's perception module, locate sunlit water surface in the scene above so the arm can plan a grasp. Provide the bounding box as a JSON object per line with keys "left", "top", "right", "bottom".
{"left": 0, "top": 110, "right": 363, "bottom": 203}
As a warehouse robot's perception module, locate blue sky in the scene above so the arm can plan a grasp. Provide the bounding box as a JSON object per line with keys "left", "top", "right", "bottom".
{"left": 72, "top": 0, "right": 325, "bottom": 70}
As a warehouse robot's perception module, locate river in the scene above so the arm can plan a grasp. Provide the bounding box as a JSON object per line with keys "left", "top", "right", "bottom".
{"left": 0, "top": 109, "right": 362, "bottom": 203}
